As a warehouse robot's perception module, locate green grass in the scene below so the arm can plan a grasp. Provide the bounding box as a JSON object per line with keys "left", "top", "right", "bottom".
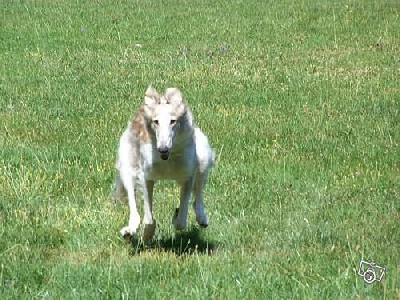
{"left": 1, "top": 0, "right": 399, "bottom": 298}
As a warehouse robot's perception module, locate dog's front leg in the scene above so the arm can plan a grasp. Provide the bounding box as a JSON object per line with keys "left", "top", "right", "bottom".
{"left": 172, "top": 177, "right": 194, "bottom": 230}
{"left": 142, "top": 180, "right": 156, "bottom": 242}
{"left": 119, "top": 169, "right": 141, "bottom": 237}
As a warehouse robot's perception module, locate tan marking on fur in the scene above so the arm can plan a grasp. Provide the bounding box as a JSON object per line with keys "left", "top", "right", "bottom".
{"left": 131, "top": 105, "right": 150, "bottom": 143}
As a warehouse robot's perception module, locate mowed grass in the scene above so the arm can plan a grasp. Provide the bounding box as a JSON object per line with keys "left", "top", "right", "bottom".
{"left": 1, "top": 0, "right": 399, "bottom": 298}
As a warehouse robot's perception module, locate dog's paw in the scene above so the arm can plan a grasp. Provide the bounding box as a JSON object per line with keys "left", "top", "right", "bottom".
{"left": 119, "top": 226, "right": 137, "bottom": 238}
{"left": 142, "top": 221, "right": 157, "bottom": 243}
{"left": 196, "top": 214, "right": 209, "bottom": 228}
{"left": 172, "top": 208, "right": 186, "bottom": 231}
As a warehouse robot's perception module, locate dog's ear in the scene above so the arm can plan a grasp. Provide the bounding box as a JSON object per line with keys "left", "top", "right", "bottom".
{"left": 144, "top": 85, "right": 159, "bottom": 106}
{"left": 164, "top": 88, "right": 183, "bottom": 106}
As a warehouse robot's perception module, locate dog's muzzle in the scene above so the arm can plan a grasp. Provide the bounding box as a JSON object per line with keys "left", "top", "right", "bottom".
{"left": 158, "top": 147, "right": 169, "bottom": 160}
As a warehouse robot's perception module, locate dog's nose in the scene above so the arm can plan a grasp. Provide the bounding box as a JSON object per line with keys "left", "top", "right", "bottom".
{"left": 158, "top": 147, "right": 170, "bottom": 160}
{"left": 158, "top": 147, "right": 169, "bottom": 154}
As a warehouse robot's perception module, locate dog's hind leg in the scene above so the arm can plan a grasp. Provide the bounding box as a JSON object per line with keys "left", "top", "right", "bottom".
{"left": 193, "top": 170, "right": 209, "bottom": 228}
{"left": 192, "top": 128, "right": 213, "bottom": 227}
{"left": 119, "top": 167, "right": 141, "bottom": 237}
{"left": 172, "top": 177, "right": 194, "bottom": 230}
{"left": 142, "top": 180, "right": 156, "bottom": 242}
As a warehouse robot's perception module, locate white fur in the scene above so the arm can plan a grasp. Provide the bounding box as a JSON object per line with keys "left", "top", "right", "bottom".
{"left": 112, "top": 87, "right": 214, "bottom": 242}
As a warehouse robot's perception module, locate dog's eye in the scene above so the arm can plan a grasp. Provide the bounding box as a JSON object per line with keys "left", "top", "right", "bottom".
{"left": 170, "top": 120, "right": 176, "bottom": 125}
{"left": 153, "top": 120, "right": 159, "bottom": 125}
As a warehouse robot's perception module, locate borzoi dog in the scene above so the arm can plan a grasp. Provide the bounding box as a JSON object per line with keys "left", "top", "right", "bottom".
{"left": 112, "top": 86, "right": 214, "bottom": 242}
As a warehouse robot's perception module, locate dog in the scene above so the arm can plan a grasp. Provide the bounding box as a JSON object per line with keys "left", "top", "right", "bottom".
{"left": 111, "top": 86, "right": 214, "bottom": 242}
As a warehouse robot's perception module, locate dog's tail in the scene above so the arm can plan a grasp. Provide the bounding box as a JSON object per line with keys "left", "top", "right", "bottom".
{"left": 109, "top": 172, "right": 126, "bottom": 201}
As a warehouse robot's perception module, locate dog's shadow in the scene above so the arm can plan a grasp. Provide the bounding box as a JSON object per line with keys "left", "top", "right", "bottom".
{"left": 128, "top": 226, "right": 218, "bottom": 256}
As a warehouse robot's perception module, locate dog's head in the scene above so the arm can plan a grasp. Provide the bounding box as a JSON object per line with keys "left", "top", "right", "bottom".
{"left": 143, "top": 86, "right": 190, "bottom": 160}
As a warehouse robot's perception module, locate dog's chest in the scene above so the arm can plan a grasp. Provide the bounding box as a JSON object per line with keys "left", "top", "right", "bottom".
{"left": 140, "top": 145, "right": 196, "bottom": 181}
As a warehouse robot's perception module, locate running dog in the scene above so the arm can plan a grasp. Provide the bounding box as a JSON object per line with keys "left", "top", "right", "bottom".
{"left": 112, "top": 86, "right": 214, "bottom": 242}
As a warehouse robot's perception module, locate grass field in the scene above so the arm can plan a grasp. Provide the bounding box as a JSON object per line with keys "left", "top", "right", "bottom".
{"left": 1, "top": 0, "right": 399, "bottom": 298}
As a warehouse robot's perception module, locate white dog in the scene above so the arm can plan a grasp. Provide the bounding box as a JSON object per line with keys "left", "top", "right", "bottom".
{"left": 112, "top": 86, "right": 214, "bottom": 242}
